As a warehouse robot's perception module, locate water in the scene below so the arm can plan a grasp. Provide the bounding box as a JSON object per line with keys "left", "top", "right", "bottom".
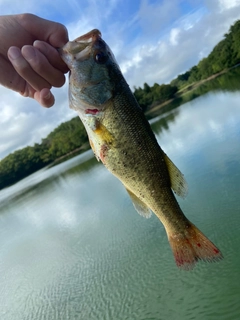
{"left": 0, "top": 72, "right": 240, "bottom": 319}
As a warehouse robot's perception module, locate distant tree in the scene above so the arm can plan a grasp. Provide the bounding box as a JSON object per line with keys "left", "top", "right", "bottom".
{"left": 171, "top": 19, "right": 240, "bottom": 88}
{"left": 143, "top": 82, "right": 151, "bottom": 93}
{"left": 0, "top": 117, "right": 89, "bottom": 190}
{"left": 188, "top": 66, "right": 201, "bottom": 83}
{"left": 134, "top": 83, "right": 177, "bottom": 110}
{"left": 152, "top": 84, "right": 178, "bottom": 102}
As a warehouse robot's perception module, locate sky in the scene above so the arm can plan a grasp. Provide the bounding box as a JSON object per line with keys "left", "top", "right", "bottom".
{"left": 1, "top": 0, "right": 240, "bottom": 160}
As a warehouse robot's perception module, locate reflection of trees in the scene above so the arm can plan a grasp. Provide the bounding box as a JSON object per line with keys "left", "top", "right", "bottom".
{"left": 185, "top": 66, "right": 240, "bottom": 99}
{"left": 215, "top": 67, "right": 240, "bottom": 91}
{"left": 149, "top": 65, "right": 240, "bottom": 138}
{"left": 62, "top": 156, "right": 99, "bottom": 178}
{"left": 151, "top": 110, "right": 180, "bottom": 136}
{"left": 146, "top": 97, "right": 183, "bottom": 121}
{"left": 149, "top": 66, "right": 240, "bottom": 118}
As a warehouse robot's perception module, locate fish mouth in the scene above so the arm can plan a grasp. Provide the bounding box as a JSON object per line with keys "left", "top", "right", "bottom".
{"left": 59, "top": 29, "right": 103, "bottom": 62}
{"left": 74, "top": 29, "right": 102, "bottom": 44}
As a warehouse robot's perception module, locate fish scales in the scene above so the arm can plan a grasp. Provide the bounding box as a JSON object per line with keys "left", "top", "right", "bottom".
{"left": 60, "top": 29, "right": 223, "bottom": 270}
{"left": 101, "top": 87, "right": 179, "bottom": 218}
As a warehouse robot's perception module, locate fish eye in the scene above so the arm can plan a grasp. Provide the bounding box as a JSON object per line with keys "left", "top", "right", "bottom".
{"left": 95, "top": 51, "right": 108, "bottom": 64}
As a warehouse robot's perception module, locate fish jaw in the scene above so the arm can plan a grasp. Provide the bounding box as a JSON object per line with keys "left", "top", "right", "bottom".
{"left": 59, "top": 29, "right": 120, "bottom": 114}
{"left": 59, "top": 29, "right": 102, "bottom": 65}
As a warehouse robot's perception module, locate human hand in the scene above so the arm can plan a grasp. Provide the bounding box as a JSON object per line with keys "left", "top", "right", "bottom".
{"left": 0, "top": 13, "right": 69, "bottom": 107}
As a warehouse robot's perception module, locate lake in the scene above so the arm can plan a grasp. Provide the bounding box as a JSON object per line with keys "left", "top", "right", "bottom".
{"left": 0, "top": 70, "right": 240, "bottom": 320}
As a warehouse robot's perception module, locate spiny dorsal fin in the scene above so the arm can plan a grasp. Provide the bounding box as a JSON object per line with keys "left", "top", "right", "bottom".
{"left": 125, "top": 188, "right": 152, "bottom": 219}
{"left": 163, "top": 153, "right": 188, "bottom": 198}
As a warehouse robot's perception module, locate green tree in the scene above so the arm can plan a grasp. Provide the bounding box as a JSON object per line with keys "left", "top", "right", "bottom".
{"left": 0, "top": 117, "right": 89, "bottom": 190}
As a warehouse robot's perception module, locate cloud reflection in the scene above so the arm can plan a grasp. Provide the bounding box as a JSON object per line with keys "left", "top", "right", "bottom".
{"left": 156, "top": 92, "right": 240, "bottom": 160}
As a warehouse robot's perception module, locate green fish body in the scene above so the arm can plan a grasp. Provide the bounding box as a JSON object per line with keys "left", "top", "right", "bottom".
{"left": 60, "top": 30, "right": 222, "bottom": 270}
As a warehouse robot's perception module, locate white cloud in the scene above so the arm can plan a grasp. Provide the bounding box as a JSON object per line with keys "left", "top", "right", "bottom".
{"left": 218, "top": 0, "right": 240, "bottom": 10}
{"left": 156, "top": 92, "right": 240, "bottom": 163}
{"left": 169, "top": 28, "right": 180, "bottom": 46}
{"left": 138, "top": 0, "right": 180, "bottom": 36}
{"left": 118, "top": 1, "right": 240, "bottom": 88}
{"left": 0, "top": 83, "right": 74, "bottom": 159}
{"left": 0, "top": 104, "right": 15, "bottom": 123}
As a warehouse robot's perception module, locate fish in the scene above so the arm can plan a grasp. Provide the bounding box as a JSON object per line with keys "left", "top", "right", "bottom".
{"left": 59, "top": 29, "right": 223, "bottom": 270}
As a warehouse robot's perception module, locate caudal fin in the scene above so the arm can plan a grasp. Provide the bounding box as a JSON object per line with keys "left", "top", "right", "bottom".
{"left": 167, "top": 222, "right": 223, "bottom": 270}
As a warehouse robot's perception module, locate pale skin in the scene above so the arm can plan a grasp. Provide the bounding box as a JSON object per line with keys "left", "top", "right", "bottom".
{"left": 0, "top": 13, "right": 69, "bottom": 107}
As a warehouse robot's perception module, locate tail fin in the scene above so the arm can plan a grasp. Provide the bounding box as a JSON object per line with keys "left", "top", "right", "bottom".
{"left": 167, "top": 222, "right": 223, "bottom": 270}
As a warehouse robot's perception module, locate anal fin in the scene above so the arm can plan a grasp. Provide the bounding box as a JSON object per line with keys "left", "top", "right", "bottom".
{"left": 126, "top": 188, "right": 152, "bottom": 219}
{"left": 163, "top": 153, "right": 188, "bottom": 198}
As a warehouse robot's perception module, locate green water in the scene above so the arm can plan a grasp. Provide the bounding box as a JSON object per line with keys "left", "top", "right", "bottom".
{"left": 0, "top": 72, "right": 240, "bottom": 319}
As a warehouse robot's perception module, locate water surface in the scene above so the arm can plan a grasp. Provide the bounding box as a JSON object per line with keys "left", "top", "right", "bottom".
{"left": 0, "top": 73, "right": 240, "bottom": 319}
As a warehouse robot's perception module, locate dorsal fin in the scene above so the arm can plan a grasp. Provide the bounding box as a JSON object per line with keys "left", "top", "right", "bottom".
{"left": 163, "top": 153, "right": 188, "bottom": 198}
{"left": 125, "top": 188, "right": 152, "bottom": 219}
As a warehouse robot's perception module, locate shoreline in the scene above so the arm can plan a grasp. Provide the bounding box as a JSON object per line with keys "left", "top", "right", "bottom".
{"left": 145, "top": 67, "right": 231, "bottom": 115}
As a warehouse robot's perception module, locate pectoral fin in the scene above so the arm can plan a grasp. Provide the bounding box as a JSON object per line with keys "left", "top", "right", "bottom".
{"left": 163, "top": 153, "right": 188, "bottom": 198}
{"left": 86, "top": 117, "right": 115, "bottom": 163}
{"left": 126, "top": 188, "right": 152, "bottom": 219}
{"left": 93, "top": 122, "right": 114, "bottom": 145}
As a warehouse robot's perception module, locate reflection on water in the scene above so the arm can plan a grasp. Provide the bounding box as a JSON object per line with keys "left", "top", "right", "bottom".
{"left": 147, "top": 65, "right": 240, "bottom": 120}
{"left": 0, "top": 73, "right": 240, "bottom": 319}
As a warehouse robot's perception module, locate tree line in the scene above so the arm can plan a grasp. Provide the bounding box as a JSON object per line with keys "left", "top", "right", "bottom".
{"left": 133, "top": 20, "right": 240, "bottom": 110}
{"left": 170, "top": 20, "right": 240, "bottom": 89}
{"left": 1, "top": 19, "right": 240, "bottom": 190}
{"left": 0, "top": 117, "right": 89, "bottom": 189}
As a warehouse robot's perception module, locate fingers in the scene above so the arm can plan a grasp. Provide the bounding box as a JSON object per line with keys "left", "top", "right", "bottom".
{"left": 33, "top": 40, "right": 69, "bottom": 73}
{"left": 7, "top": 45, "right": 67, "bottom": 108}
{"left": 21, "top": 45, "right": 66, "bottom": 87}
{"left": 34, "top": 88, "right": 55, "bottom": 108}
{"left": 17, "top": 82, "right": 54, "bottom": 108}
{"left": 8, "top": 46, "right": 52, "bottom": 92}
{"left": 1, "top": 14, "right": 69, "bottom": 109}
{"left": 1, "top": 49, "right": 55, "bottom": 108}
{"left": 22, "top": 85, "right": 55, "bottom": 108}
{"left": 8, "top": 45, "right": 66, "bottom": 90}
{"left": 0, "top": 53, "right": 25, "bottom": 91}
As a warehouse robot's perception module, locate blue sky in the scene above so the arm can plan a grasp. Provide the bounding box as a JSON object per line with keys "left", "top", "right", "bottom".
{"left": 1, "top": 0, "right": 240, "bottom": 159}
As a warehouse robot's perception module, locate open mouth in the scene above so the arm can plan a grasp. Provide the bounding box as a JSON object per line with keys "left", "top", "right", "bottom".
{"left": 59, "top": 29, "right": 103, "bottom": 62}
{"left": 74, "top": 29, "right": 102, "bottom": 43}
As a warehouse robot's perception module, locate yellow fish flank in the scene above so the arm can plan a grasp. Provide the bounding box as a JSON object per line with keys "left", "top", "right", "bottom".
{"left": 59, "top": 30, "right": 223, "bottom": 270}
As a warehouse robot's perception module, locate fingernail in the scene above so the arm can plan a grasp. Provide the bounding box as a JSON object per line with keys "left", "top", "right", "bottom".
{"left": 44, "top": 92, "right": 51, "bottom": 100}
{"left": 33, "top": 40, "right": 45, "bottom": 51}
{"left": 33, "top": 40, "right": 41, "bottom": 46}
{"left": 8, "top": 47, "right": 21, "bottom": 60}
{"left": 22, "top": 46, "right": 36, "bottom": 61}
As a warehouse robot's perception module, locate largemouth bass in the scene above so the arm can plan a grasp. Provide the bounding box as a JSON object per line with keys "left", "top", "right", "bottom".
{"left": 59, "top": 30, "right": 222, "bottom": 270}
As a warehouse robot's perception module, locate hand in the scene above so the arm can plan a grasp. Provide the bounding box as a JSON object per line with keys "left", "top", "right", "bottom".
{"left": 0, "top": 13, "right": 69, "bottom": 107}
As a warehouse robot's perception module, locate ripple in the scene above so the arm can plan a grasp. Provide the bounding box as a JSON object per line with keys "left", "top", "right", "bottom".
{"left": 1, "top": 94, "right": 240, "bottom": 319}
